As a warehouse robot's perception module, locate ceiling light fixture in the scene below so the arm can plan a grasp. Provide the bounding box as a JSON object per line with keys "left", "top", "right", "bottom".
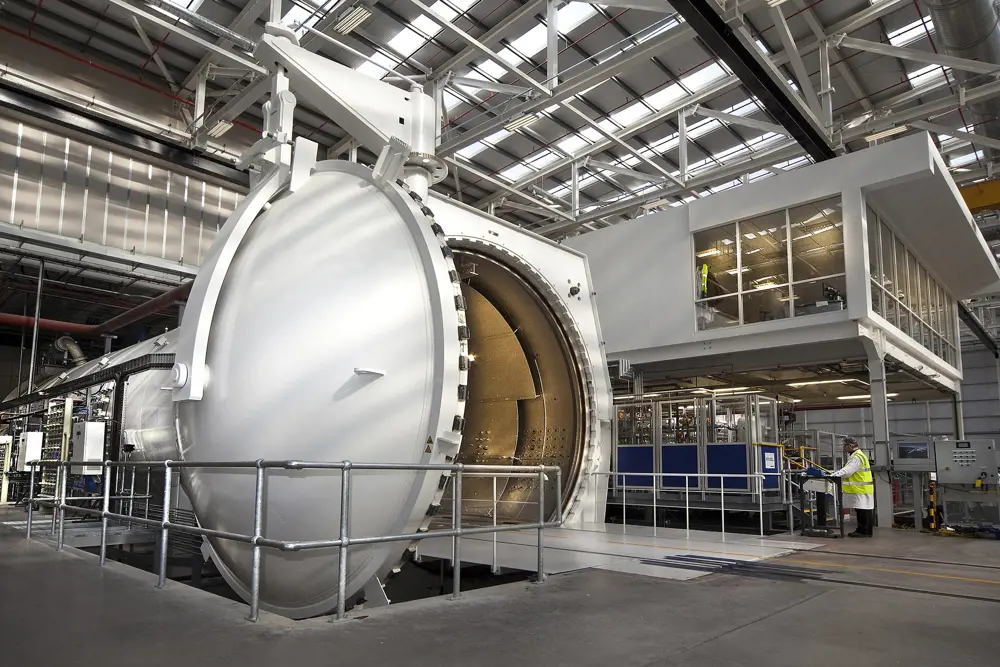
{"left": 767, "top": 0, "right": 793, "bottom": 7}
{"left": 206, "top": 121, "right": 234, "bottom": 138}
{"left": 865, "top": 125, "right": 908, "bottom": 143}
{"left": 334, "top": 4, "right": 372, "bottom": 35}
{"left": 787, "top": 379, "right": 869, "bottom": 388}
{"left": 503, "top": 113, "right": 540, "bottom": 132}
{"left": 696, "top": 248, "right": 721, "bottom": 258}
{"left": 838, "top": 393, "right": 899, "bottom": 400}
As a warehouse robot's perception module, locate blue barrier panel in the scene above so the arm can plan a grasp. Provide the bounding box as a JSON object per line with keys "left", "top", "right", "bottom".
{"left": 616, "top": 446, "right": 654, "bottom": 487}
{"left": 660, "top": 445, "right": 699, "bottom": 489}
{"left": 707, "top": 444, "right": 749, "bottom": 490}
{"left": 759, "top": 445, "right": 780, "bottom": 489}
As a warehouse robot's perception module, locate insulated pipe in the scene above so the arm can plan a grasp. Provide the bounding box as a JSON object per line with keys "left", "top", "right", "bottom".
{"left": 54, "top": 336, "right": 87, "bottom": 366}
{"left": 0, "top": 282, "right": 192, "bottom": 337}
{"left": 27, "top": 262, "right": 43, "bottom": 392}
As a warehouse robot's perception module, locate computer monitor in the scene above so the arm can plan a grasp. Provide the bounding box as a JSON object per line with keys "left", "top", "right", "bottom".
{"left": 892, "top": 439, "right": 936, "bottom": 472}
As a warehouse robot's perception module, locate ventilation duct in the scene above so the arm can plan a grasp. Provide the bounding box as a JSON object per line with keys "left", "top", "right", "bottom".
{"left": 924, "top": 0, "right": 1000, "bottom": 159}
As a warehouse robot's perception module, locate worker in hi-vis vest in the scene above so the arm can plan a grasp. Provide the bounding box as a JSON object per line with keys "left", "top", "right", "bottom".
{"left": 829, "top": 437, "right": 875, "bottom": 537}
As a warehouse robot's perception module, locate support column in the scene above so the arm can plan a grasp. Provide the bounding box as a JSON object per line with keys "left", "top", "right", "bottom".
{"left": 818, "top": 39, "right": 834, "bottom": 135}
{"left": 678, "top": 110, "right": 689, "bottom": 182}
{"left": 546, "top": 0, "right": 559, "bottom": 90}
{"left": 864, "top": 339, "right": 894, "bottom": 529}
{"left": 953, "top": 392, "right": 966, "bottom": 439}
{"left": 570, "top": 160, "right": 580, "bottom": 216}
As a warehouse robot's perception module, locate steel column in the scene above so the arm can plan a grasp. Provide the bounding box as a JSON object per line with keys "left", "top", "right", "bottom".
{"left": 452, "top": 467, "right": 463, "bottom": 599}
{"left": 26, "top": 261, "right": 42, "bottom": 392}
{"left": 156, "top": 465, "right": 172, "bottom": 588}
{"left": 546, "top": 0, "right": 559, "bottom": 89}
{"left": 335, "top": 464, "right": 351, "bottom": 621}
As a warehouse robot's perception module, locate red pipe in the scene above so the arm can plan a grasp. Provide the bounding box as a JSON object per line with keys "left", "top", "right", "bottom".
{"left": 0, "top": 282, "right": 192, "bottom": 336}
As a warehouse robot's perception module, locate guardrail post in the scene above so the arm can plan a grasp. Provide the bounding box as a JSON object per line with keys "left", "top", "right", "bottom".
{"left": 99, "top": 462, "right": 111, "bottom": 566}
{"left": 26, "top": 462, "right": 35, "bottom": 539}
{"left": 491, "top": 475, "right": 499, "bottom": 575}
{"left": 127, "top": 465, "right": 136, "bottom": 530}
{"left": 652, "top": 475, "right": 657, "bottom": 535}
{"left": 685, "top": 474, "right": 690, "bottom": 539}
{"left": 56, "top": 462, "right": 68, "bottom": 551}
{"left": 758, "top": 475, "right": 764, "bottom": 537}
{"left": 156, "top": 463, "right": 172, "bottom": 589}
{"left": 335, "top": 462, "right": 352, "bottom": 621}
{"left": 451, "top": 465, "right": 463, "bottom": 600}
{"left": 720, "top": 478, "right": 726, "bottom": 541}
{"left": 51, "top": 464, "right": 60, "bottom": 534}
{"left": 248, "top": 461, "right": 265, "bottom": 622}
{"left": 555, "top": 468, "right": 563, "bottom": 525}
{"left": 535, "top": 468, "right": 546, "bottom": 583}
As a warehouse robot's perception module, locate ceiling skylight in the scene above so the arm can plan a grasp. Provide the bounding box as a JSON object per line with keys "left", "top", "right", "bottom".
{"left": 887, "top": 15, "right": 934, "bottom": 47}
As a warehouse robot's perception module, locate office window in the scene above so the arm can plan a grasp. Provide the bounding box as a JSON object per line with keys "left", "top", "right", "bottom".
{"left": 694, "top": 199, "right": 848, "bottom": 330}
{"left": 694, "top": 223, "right": 738, "bottom": 298}
{"left": 868, "top": 206, "right": 957, "bottom": 365}
{"left": 866, "top": 206, "right": 880, "bottom": 279}
{"left": 790, "top": 197, "right": 844, "bottom": 282}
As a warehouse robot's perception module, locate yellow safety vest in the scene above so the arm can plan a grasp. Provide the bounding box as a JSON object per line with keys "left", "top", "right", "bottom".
{"left": 842, "top": 450, "right": 873, "bottom": 495}
{"left": 699, "top": 264, "right": 709, "bottom": 298}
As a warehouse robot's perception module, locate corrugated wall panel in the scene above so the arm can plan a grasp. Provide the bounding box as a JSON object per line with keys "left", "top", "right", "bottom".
{"left": 0, "top": 113, "right": 241, "bottom": 266}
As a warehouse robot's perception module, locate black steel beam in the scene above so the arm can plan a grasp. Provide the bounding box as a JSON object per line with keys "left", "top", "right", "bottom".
{"left": 0, "top": 84, "right": 249, "bottom": 190}
{"left": 668, "top": 0, "right": 836, "bottom": 163}
{"left": 958, "top": 302, "right": 999, "bottom": 358}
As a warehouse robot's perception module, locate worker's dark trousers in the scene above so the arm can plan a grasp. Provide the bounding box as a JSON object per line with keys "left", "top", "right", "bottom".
{"left": 854, "top": 509, "right": 874, "bottom": 536}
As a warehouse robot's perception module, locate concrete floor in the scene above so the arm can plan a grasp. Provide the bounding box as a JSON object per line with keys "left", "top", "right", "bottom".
{"left": 1, "top": 516, "right": 998, "bottom": 667}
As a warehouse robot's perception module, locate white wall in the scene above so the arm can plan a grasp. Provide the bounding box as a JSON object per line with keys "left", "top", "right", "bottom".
{"left": 566, "top": 207, "right": 692, "bottom": 357}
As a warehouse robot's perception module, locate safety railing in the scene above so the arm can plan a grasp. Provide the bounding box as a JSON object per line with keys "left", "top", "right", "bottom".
{"left": 591, "top": 471, "right": 783, "bottom": 539}
{"left": 25, "top": 459, "right": 562, "bottom": 623}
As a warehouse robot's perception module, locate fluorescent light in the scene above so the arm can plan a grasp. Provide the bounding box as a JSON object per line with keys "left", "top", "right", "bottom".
{"left": 206, "top": 121, "right": 234, "bottom": 138}
{"left": 334, "top": 5, "right": 372, "bottom": 35}
{"left": 865, "top": 125, "right": 908, "bottom": 143}
{"left": 504, "top": 113, "right": 540, "bottom": 132}
{"left": 692, "top": 386, "right": 751, "bottom": 395}
{"left": 696, "top": 248, "right": 721, "bottom": 258}
{"left": 767, "top": 0, "right": 793, "bottom": 6}
{"left": 838, "top": 393, "right": 899, "bottom": 400}
{"left": 788, "top": 379, "right": 851, "bottom": 388}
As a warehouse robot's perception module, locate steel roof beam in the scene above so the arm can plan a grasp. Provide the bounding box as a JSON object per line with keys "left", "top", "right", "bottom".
{"left": 668, "top": 0, "right": 833, "bottom": 162}
{"left": 446, "top": 156, "right": 577, "bottom": 223}
{"left": 437, "top": 21, "right": 695, "bottom": 155}
{"left": 768, "top": 5, "right": 821, "bottom": 115}
{"left": 690, "top": 105, "right": 790, "bottom": 135}
{"left": 835, "top": 35, "right": 1000, "bottom": 77}
{"left": 792, "top": 0, "right": 872, "bottom": 113}
{"left": 583, "top": 158, "right": 667, "bottom": 183}
{"left": 433, "top": 0, "right": 546, "bottom": 78}
{"left": 181, "top": 0, "right": 269, "bottom": 90}
{"left": 910, "top": 120, "right": 1000, "bottom": 153}
{"left": 106, "top": 0, "right": 266, "bottom": 75}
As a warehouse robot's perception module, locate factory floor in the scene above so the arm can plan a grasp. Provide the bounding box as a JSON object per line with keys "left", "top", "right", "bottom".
{"left": 1, "top": 512, "right": 998, "bottom": 667}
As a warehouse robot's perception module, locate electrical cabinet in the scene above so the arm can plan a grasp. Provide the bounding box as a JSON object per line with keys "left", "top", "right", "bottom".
{"left": 70, "top": 422, "right": 106, "bottom": 475}
{"left": 15, "top": 432, "right": 43, "bottom": 472}
{"left": 935, "top": 440, "right": 998, "bottom": 485}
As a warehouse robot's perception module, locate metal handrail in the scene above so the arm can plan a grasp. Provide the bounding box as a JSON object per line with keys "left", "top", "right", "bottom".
{"left": 591, "top": 470, "right": 779, "bottom": 540}
{"left": 25, "top": 459, "right": 563, "bottom": 622}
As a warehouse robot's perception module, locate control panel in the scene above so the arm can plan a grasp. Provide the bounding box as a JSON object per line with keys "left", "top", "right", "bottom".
{"left": 891, "top": 438, "right": 937, "bottom": 472}
{"left": 70, "top": 422, "right": 106, "bottom": 475}
{"left": 935, "top": 440, "right": 998, "bottom": 485}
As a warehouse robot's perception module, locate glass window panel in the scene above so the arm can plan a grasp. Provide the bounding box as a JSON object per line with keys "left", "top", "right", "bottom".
{"left": 907, "top": 251, "right": 921, "bottom": 320}
{"left": 898, "top": 307, "right": 910, "bottom": 338}
{"left": 917, "top": 263, "right": 929, "bottom": 324}
{"left": 792, "top": 276, "right": 847, "bottom": 316}
{"left": 880, "top": 222, "right": 896, "bottom": 292}
{"left": 866, "top": 206, "right": 880, "bottom": 279}
{"left": 697, "top": 295, "right": 740, "bottom": 331}
{"left": 922, "top": 323, "right": 932, "bottom": 350}
{"left": 740, "top": 211, "right": 788, "bottom": 292}
{"left": 743, "top": 286, "right": 791, "bottom": 324}
{"left": 884, "top": 288, "right": 897, "bottom": 326}
{"left": 894, "top": 236, "right": 908, "bottom": 305}
{"left": 946, "top": 295, "right": 956, "bottom": 345}
{"left": 871, "top": 280, "right": 884, "bottom": 318}
{"left": 694, "top": 223, "right": 738, "bottom": 298}
{"left": 932, "top": 333, "right": 942, "bottom": 359}
{"left": 790, "top": 197, "right": 844, "bottom": 281}
{"left": 936, "top": 283, "right": 946, "bottom": 335}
